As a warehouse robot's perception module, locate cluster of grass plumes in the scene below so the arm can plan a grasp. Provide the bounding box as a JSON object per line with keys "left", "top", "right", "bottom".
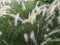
{"left": 0, "top": 0, "right": 60, "bottom": 45}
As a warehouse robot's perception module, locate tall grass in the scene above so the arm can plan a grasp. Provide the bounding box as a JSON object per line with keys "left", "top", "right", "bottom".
{"left": 0, "top": 0, "right": 60, "bottom": 45}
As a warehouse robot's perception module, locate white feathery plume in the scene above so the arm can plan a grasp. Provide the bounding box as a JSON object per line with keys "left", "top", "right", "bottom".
{"left": 0, "top": 31, "right": 2, "bottom": 36}
{"left": 7, "top": 13, "right": 23, "bottom": 26}
{"left": 41, "top": 38, "right": 51, "bottom": 45}
{"left": 46, "top": 0, "right": 59, "bottom": 21}
{"left": 14, "top": 13, "right": 20, "bottom": 26}
{"left": 0, "top": 5, "right": 11, "bottom": 11}
{"left": 46, "top": 27, "right": 50, "bottom": 31}
{"left": 42, "top": 7, "right": 47, "bottom": 16}
{"left": 23, "top": 1, "right": 40, "bottom": 24}
{"left": 24, "top": 33, "right": 28, "bottom": 42}
{"left": 4, "top": 1, "right": 48, "bottom": 25}
{"left": 35, "top": 6, "right": 40, "bottom": 14}
{"left": 35, "top": 3, "right": 49, "bottom": 16}
{"left": 43, "top": 15, "right": 55, "bottom": 30}
{"left": 0, "top": 0, "right": 26, "bottom": 11}
{"left": 22, "top": 19, "right": 30, "bottom": 24}
{"left": 51, "top": 38, "right": 60, "bottom": 42}
{"left": 50, "top": 0, "right": 60, "bottom": 14}
{"left": 22, "top": 1, "right": 49, "bottom": 24}
{"left": 22, "top": 9, "right": 37, "bottom": 24}
{"left": 30, "top": 31, "right": 37, "bottom": 45}
{"left": 0, "top": 5, "right": 11, "bottom": 17}
{"left": 57, "top": 0, "right": 60, "bottom": 13}
{"left": 0, "top": 5, "right": 11, "bottom": 14}
{"left": 21, "top": 1, "right": 26, "bottom": 10}
{"left": 35, "top": 1, "right": 40, "bottom": 8}
{"left": 0, "top": 11, "right": 7, "bottom": 18}
{"left": 30, "top": 31, "right": 35, "bottom": 39}
{"left": 44, "top": 29, "right": 60, "bottom": 38}
{"left": 22, "top": 1, "right": 47, "bottom": 24}
{"left": 2, "top": 40, "right": 8, "bottom": 45}
{"left": 7, "top": 8, "right": 37, "bottom": 25}
{"left": 48, "top": 0, "right": 58, "bottom": 11}
{"left": 44, "top": 34, "right": 48, "bottom": 38}
{"left": 0, "top": 0, "right": 60, "bottom": 25}
{"left": 49, "top": 5, "right": 57, "bottom": 15}
{"left": 41, "top": 38, "right": 60, "bottom": 45}
{"left": 28, "top": 9, "right": 37, "bottom": 24}
{"left": 0, "top": 11, "right": 7, "bottom": 15}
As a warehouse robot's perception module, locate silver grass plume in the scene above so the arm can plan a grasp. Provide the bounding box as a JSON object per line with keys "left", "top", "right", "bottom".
{"left": 24, "top": 33, "right": 28, "bottom": 42}
{"left": 0, "top": 0, "right": 60, "bottom": 45}
{"left": 30, "top": 31, "right": 37, "bottom": 45}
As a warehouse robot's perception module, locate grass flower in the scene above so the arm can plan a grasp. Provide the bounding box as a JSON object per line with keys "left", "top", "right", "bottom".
{"left": 0, "top": 0, "right": 60, "bottom": 45}
{"left": 30, "top": 31, "right": 37, "bottom": 45}
{"left": 24, "top": 33, "right": 28, "bottom": 42}
{"left": 0, "top": 31, "right": 2, "bottom": 36}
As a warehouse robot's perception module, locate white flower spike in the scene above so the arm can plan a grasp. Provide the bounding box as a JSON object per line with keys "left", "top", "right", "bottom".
{"left": 0, "top": 31, "right": 2, "bottom": 36}
{"left": 24, "top": 33, "right": 28, "bottom": 42}
{"left": 30, "top": 31, "right": 37, "bottom": 45}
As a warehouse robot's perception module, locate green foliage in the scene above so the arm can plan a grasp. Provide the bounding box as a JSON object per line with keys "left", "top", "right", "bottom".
{"left": 0, "top": 0, "right": 60, "bottom": 45}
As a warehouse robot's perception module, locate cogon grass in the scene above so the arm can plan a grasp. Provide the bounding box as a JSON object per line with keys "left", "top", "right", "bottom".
{"left": 0, "top": 0, "right": 60, "bottom": 45}
{"left": 0, "top": 0, "right": 60, "bottom": 26}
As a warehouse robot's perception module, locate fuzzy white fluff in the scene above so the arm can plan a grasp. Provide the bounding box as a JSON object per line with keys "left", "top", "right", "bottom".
{"left": 24, "top": 33, "right": 28, "bottom": 42}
